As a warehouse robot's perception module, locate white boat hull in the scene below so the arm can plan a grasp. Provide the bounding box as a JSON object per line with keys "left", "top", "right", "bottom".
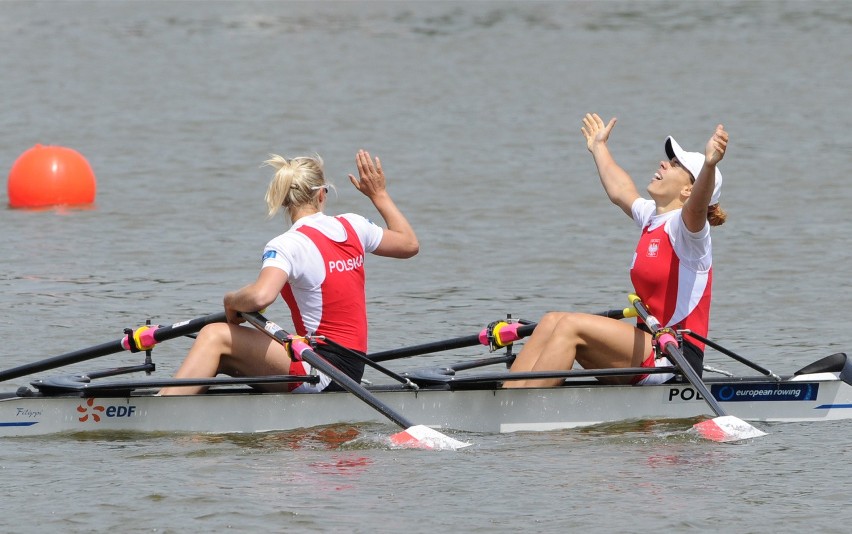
{"left": 2, "top": 372, "right": 849, "bottom": 438}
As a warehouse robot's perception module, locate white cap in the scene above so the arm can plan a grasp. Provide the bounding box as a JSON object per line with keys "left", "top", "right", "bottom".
{"left": 665, "top": 136, "right": 723, "bottom": 206}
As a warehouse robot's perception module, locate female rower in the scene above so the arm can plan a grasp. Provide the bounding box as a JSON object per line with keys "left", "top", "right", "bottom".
{"left": 505, "top": 113, "right": 727, "bottom": 388}
{"left": 160, "top": 149, "right": 419, "bottom": 395}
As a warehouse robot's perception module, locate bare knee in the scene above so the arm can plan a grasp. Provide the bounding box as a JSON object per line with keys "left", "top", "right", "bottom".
{"left": 539, "top": 311, "right": 573, "bottom": 331}
{"left": 194, "top": 323, "right": 233, "bottom": 351}
{"left": 550, "top": 312, "right": 583, "bottom": 338}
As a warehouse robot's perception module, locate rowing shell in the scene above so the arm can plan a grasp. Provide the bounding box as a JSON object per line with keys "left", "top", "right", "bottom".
{"left": 2, "top": 365, "right": 849, "bottom": 438}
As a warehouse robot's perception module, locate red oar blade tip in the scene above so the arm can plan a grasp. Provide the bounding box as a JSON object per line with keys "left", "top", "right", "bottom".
{"left": 390, "top": 425, "right": 472, "bottom": 451}
{"left": 693, "top": 415, "right": 767, "bottom": 443}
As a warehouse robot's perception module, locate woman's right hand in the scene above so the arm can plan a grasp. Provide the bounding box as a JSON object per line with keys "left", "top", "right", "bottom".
{"left": 581, "top": 113, "right": 617, "bottom": 152}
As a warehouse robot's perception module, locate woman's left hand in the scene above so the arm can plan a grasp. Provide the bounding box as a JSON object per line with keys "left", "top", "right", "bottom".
{"left": 349, "top": 149, "right": 387, "bottom": 200}
{"left": 705, "top": 125, "right": 728, "bottom": 166}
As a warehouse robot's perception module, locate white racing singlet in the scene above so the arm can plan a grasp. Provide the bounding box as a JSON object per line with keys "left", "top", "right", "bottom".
{"left": 261, "top": 212, "right": 383, "bottom": 352}
{"left": 629, "top": 198, "right": 712, "bottom": 350}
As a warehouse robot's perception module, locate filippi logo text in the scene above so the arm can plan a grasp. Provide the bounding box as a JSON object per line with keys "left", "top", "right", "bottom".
{"left": 77, "top": 398, "right": 138, "bottom": 423}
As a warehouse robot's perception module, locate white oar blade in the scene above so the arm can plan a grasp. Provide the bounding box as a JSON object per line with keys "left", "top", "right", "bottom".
{"left": 390, "top": 424, "right": 471, "bottom": 451}
{"left": 693, "top": 415, "right": 767, "bottom": 442}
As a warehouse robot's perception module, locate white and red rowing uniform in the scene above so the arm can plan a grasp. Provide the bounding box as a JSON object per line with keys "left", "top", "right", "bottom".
{"left": 261, "top": 212, "right": 384, "bottom": 393}
{"left": 629, "top": 198, "right": 712, "bottom": 385}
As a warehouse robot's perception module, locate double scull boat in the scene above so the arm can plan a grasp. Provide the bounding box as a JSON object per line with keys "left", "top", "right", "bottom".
{"left": 2, "top": 311, "right": 850, "bottom": 442}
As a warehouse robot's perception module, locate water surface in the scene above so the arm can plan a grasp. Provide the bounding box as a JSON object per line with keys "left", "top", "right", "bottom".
{"left": 1, "top": 1, "right": 851, "bottom": 532}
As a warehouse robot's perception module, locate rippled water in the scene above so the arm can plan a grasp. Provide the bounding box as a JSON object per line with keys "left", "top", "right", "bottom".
{"left": 2, "top": 1, "right": 852, "bottom": 532}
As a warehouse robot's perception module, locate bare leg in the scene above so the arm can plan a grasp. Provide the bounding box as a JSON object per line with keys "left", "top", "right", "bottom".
{"left": 506, "top": 312, "right": 566, "bottom": 374}
{"left": 159, "top": 322, "right": 293, "bottom": 395}
{"left": 505, "top": 312, "right": 653, "bottom": 388}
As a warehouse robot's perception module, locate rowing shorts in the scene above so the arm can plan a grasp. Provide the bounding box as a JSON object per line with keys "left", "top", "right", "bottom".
{"left": 632, "top": 340, "right": 704, "bottom": 386}
{"left": 632, "top": 353, "right": 674, "bottom": 385}
{"left": 288, "top": 343, "right": 366, "bottom": 394}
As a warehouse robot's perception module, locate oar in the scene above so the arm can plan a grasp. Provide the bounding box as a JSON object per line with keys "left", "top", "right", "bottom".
{"left": 315, "top": 337, "right": 421, "bottom": 389}
{"left": 0, "top": 312, "right": 227, "bottom": 383}
{"left": 680, "top": 330, "right": 782, "bottom": 381}
{"left": 241, "top": 311, "right": 470, "bottom": 451}
{"left": 628, "top": 294, "right": 766, "bottom": 442}
{"left": 369, "top": 308, "right": 631, "bottom": 362}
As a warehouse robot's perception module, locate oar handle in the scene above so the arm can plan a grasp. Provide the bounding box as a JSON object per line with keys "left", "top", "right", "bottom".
{"left": 141, "top": 312, "right": 228, "bottom": 346}
{"left": 478, "top": 321, "right": 536, "bottom": 350}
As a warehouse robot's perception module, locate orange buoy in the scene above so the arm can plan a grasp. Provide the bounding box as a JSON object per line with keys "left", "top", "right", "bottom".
{"left": 7, "top": 144, "right": 97, "bottom": 208}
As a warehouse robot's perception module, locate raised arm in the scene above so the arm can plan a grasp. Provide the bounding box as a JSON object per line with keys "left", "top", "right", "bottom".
{"left": 581, "top": 113, "right": 640, "bottom": 218}
{"left": 682, "top": 124, "right": 727, "bottom": 232}
{"left": 348, "top": 149, "right": 419, "bottom": 259}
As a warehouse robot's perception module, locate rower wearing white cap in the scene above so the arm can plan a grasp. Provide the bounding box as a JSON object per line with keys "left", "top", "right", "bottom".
{"left": 506, "top": 114, "right": 728, "bottom": 388}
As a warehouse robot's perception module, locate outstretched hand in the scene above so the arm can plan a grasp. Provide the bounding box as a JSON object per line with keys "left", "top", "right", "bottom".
{"left": 349, "top": 149, "right": 387, "bottom": 200}
{"left": 705, "top": 125, "right": 728, "bottom": 166}
{"left": 581, "top": 113, "right": 617, "bottom": 152}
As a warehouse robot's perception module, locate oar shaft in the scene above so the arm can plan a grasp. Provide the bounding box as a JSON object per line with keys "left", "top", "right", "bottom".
{"left": 241, "top": 312, "right": 416, "bottom": 430}
{"left": 319, "top": 337, "right": 417, "bottom": 387}
{"left": 369, "top": 335, "right": 477, "bottom": 362}
{"left": 0, "top": 312, "right": 227, "bottom": 383}
{"left": 682, "top": 331, "right": 780, "bottom": 380}
{"left": 370, "top": 308, "right": 630, "bottom": 362}
{"left": 0, "top": 340, "right": 124, "bottom": 382}
{"left": 370, "top": 325, "right": 537, "bottom": 362}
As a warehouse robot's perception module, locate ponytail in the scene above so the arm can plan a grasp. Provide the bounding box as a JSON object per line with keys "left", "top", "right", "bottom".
{"left": 263, "top": 154, "right": 326, "bottom": 221}
{"left": 707, "top": 203, "right": 726, "bottom": 227}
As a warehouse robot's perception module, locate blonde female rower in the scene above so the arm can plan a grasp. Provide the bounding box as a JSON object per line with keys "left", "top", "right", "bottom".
{"left": 161, "top": 149, "right": 418, "bottom": 395}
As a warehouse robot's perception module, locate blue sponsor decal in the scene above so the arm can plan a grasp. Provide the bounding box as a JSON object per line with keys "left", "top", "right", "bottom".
{"left": 711, "top": 382, "right": 818, "bottom": 402}
{"left": 262, "top": 250, "right": 277, "bottom": 262}
{"left": 0, "top": 421, "right": 38, "bottom": 427}
{"left": 816, "top": 404, "right": 852, "bottom": 410}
